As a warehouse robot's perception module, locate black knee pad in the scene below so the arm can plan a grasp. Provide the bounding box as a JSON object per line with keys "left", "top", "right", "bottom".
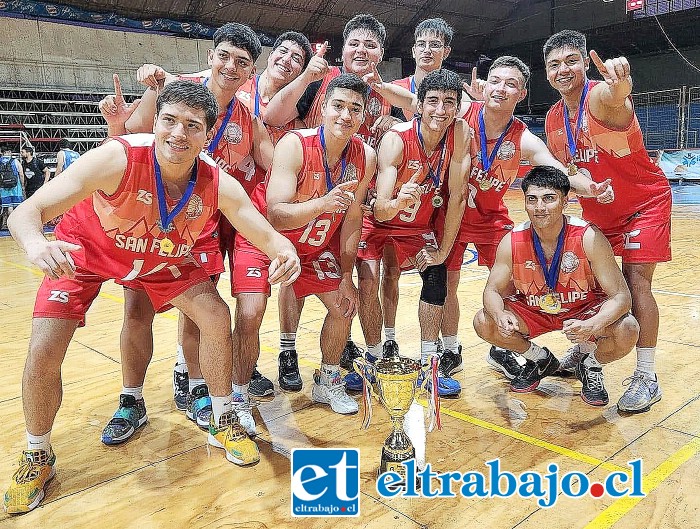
{"left": 419, "top": 263, "right": 447, "bottom": 306}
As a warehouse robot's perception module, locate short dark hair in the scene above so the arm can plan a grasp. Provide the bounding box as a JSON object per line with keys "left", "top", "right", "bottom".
{"left": 343, "top": 14, "right": 386, "bottom": 48}
{"left": 414, "top": 18, "right": 454, "bottom": 47}
{"left": 543, "top": 30, "right": 587, "bottom": 61}
{"left": 156, "top": 80, "right": 220, "bottom": 131}
{"left": 213, "top": 23, "right": 262, "bottom": 61}
{"left": 58, "top": 138, "right": 72, "bottom": 150}
{"left": 2, "top": 147, "right": 12, "bottom": 154}
{"left": 273, "top": 31, "right": 314, "bottom": 69}
{"left": 521, "top": 165, "right": 570, "bottom": 196}
{"left": 22, "top": 145, "right": 34, "bottom": 154}
{"left": 489, "top": 56, "right": 531, "bottom": 87}
{"left": 417, "top": 69, "right": 462, "bottom": 108}
{"left": 324, "top": 73, "right": 369, "bottom": 106}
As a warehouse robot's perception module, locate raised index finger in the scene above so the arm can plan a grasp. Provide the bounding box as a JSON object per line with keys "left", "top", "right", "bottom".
{"left": 471, "top": 67, "right": 477, "bottom": 85}
{"left": 589, "top": 50, "right": 609, "bottom": 77}
{"left": 113, "top": 73, "right": 124, "bottom": 103}
{"left": 316, "top": 41, "right": 328, "bottom": 58}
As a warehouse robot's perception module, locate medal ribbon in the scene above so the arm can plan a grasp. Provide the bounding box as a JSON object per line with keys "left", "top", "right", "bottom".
{"left": 478, "top": 107, "right": 513, "bottom": 173}
{"left": 532, "top": 222, "right": 567, "bottom": 292}
{"left": 410, "top": 76, "right": 416, "bottom": 94}
{"left": 253, "top": 74, "right": 261, "bottom": 118}
{"left": 563, "top": 81, "right": 590, "bottom": 163}
{"left": 203, "top": 77, "right": 237, "bottom": 156}
{"left": 415, "top": 118, "right": 447, "bottom": 190}
{"left": 319, "top": 126, "right": 349, "bottom": 191}
{"left": 154, "top": 150, "right": 198, "bottom": 233}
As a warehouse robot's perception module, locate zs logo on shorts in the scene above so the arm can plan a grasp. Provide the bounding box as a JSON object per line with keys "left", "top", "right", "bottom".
{"left": 246, "top": 267, "right": 262, "bottom": 278}
{"left": 136, "top": 190, "right": 153, "bottom": 205}
{"left": 291, "top": 448, "right": 359, "bottom": 517}
{"left": 48, "top": 290, "right": 69, "bottom": 304}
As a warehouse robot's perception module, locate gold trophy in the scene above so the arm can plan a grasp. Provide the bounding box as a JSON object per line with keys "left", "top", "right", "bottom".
{"left": 354, "top": 356, "right": 433, "bottom": 487}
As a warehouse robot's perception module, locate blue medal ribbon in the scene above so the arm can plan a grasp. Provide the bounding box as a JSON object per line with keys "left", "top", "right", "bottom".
{"left": 532, "top": 221, "right": 567, "bottom": 292}
{"left": 563, "top": 81, "right": 590, "bottom": 163}
{"left": 153, "top": 150, "right": 198, "bottom": 233}
{"left": 478, "top": 107, "right": 513, "bottom": 173}
{"left": 253, "top": 74, "right": 261, "bottom": 118}
{"left": 410, "top": 76, "right": 416, "bottom": 94}
{"left": 203, "top": 77, "right": 237, "bottom": 156}
{"left": 319, "top": 126, "right": 348, "bottom": 191}
{"left": 415, "top": 118, "right": 447, "bottom": 190}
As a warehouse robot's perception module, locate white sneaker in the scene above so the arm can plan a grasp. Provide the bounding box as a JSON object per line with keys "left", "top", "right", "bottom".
{"left": 557, "top": 344, "right": 588, "bottom": 375}
{"left": 231, "top": 393, "right": 256, "bottom": 436}
{"left": 617, "top": 371, "right": 662, "bottom": 413}
{"left": 312, "top": 371, "right": 359, "bottom": 415}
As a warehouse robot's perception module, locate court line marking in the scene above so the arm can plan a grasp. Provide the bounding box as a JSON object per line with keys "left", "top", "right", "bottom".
{"left": 584, "top": 436, "right": 700, "bottom": 529}
{"left": 651, "top": 289, "right": 700, "bottom": 299}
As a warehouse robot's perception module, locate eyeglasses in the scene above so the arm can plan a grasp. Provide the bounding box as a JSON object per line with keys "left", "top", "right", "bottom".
{"left": 415, "top": 41, "right": 445, "bottom": 51}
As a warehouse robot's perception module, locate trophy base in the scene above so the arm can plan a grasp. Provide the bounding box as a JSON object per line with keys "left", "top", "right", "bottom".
{"left": 379, "top": 446, "right": 419, "bottom": 492}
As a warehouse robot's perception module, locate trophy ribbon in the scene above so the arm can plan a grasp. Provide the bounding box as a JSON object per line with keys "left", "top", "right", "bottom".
{"left": 353, "top": 357, "right": 377, "bottom": 429}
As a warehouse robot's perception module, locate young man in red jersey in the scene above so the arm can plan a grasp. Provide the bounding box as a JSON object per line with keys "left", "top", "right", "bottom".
{"left": 543, "top": 30, "right": 672, "bottom": 413}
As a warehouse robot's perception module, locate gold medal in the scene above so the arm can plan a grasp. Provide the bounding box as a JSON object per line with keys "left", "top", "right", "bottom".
{"left": 432, "top": 194, "right": 444, "bottom": 208}
{"left": 567, "top": 163, "right": 578, "bottom": 177}
{"left": 160, "top": 237, "right": 175, "bottom": 254}
{"left": 479, "top": 178, "right": 492, "bottom": 191}
{"left": 539, "top": 292, "right": 562, "bottom": 315}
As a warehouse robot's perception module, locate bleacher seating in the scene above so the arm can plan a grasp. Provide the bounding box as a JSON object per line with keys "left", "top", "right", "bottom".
{"left": 634, "top": 102, "right": 680, "bottom": 150}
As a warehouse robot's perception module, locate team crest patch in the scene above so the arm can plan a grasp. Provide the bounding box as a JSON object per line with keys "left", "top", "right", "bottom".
{"left": 224, "top": 123, "right": 243, "bottom": 144}
{"left": 497, "top": 140, "right": 516, "bottom": 161}
{"left": 560, "top": 251, "right": 580, "bottom": 274}
{"left": 367, "top": 97, "right": 382, "bottom": 117}
{"left": 186, "top": 194, "right": 204, "bottom": 220}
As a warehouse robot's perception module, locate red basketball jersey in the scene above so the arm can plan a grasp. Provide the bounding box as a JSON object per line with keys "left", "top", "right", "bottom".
{"left": 545, "top": 80, "right": 671, "bottom": 230}
{"left": 56, "top": 134, "right": 219, "bottom": 281}
{"left": 510, "top": 216, "right": 606, "bottom": 314}
{"left": 391, "top": 76, "right": 415, "bottom": 121}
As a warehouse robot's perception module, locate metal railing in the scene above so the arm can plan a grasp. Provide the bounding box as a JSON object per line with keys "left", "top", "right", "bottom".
{"left": 633, "top": 86, "right": 700, "bottom": 150}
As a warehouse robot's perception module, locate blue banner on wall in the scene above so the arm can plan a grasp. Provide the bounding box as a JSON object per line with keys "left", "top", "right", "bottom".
{"left": 0, "top": 0, "right": 274, "bottom": 44}
{"left": 659, "top": 150, "right": 700, "bottom": 180}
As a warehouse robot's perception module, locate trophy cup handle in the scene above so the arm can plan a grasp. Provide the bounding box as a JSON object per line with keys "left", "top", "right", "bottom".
{"left": 353, "top": 357, "right": 377, "bottom": 429}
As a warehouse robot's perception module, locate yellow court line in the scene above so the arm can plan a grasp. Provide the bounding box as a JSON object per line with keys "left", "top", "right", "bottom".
{"left": 584, "top": 436, "right": 700, "bottom": 529}
{"left": 418, "top": 400, "right": 629, "bottom": 474}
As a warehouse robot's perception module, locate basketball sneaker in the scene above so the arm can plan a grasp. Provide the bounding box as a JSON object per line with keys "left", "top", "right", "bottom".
{"left": 417, "top": 366, "right": 461, "bottom": 398}
{"left": 617, "top": 372, "right": 662, "bottom": 413}
{"left": 510, "top": 348, "right": 560, "bottom": 392}
{"left": 232, "top": 392, "right": 256, "bottom": 436}
{"left": 343, "top": 350, "right": 379, "bottom": 392}
{"left": 487, "top": 346, "right": 526, "bottom": 379}
{"left": 575, "top": 354, "right": 609, "bottom": 406}
{"left": 382, "top": 339, "right": 400, "bottom": 360}
{"left": 101, "top": 394, "right": 148, "bottom": 445}
{"left": 278, "top": 349, "right": 303, "bottom": 392}
{"left": 173, "top": 365, "right": 189, "bottom": 411}
{"left": 439, "top": 345, "right": 463, "bottom": 376}
{"left": 186, "top": 384, "right": 212, "bottom": 429}
{"left": 207, "top": 411, "right": 259, "bottom": 466}
{"left": 312, "top": 370, "right": 359, "bottom": 414}
{"left": 340, "top": 340, "right": 365, "bottom": 371}
{"left": 556, "top": 344, "right": 586, "bottom": 376}
{"left": 249, "top": 366, "right": 274, "bottom": 397}
{"left": 4, "top": 447, "right": 56, "bottom": 514}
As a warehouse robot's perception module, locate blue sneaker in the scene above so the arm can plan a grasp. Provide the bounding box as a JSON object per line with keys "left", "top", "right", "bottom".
{"left": 186, "top": 384, "right": 212, "bottom": 429}
{"left": 418, "top": 366, "right": 461, "bottom": 398}
{"left": 101, "top": 394, "right": 148, "bottom": 445}
{"left": 344, "top": 351, "right": 379, "bottom": 391}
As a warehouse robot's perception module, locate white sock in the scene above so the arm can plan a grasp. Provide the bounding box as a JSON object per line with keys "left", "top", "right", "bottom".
{"left": 421, "top": 340, "right": 439, "bottom": 365}
{"left": 442, "top": 335, "right": 460, "bottom": 352}
{"left": 122, "top": 386, "right": 143, "bottom": 400}
{"left": 636, "top": 347, "right": 656, "bottom": 377}
{"left": 211, "top": 396, "right": 232, "bottom": 424}
{"left": 27, "top": 430, "right": 51, "bottom": 452}
{"left": 384, "top": 327, "right": 396, "bottom": 341}
{"left": 280, "top": 333, "right": 296, "bottom": 352}
{"left": 188, "top": 377, "right": 206, "bottom": 393}
{"left": 523, "top": 342, "right": 547, "bottom": 362}
{"left": 367, "top": 343, "right": 383, "bottom": 359}
{"left": 583, "top": 352, "right": 602, "bottom": 368}
{"left": 320, "top": 363, "right": 340, "bottom": 384}
{"left": 232, "top": 383, "right": 249, "bottom": 400}
{"left": 175, "top": 344, "right": 187, "bottom": 368}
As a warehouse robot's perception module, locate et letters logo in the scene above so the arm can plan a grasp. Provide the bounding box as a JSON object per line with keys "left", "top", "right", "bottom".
{"left": 290, "top": 448, "right": 360, "bottom": 517}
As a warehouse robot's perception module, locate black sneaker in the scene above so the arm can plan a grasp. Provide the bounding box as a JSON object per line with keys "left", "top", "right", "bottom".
{"left": 279, "top": 349, "right": 303, "bottom": 392}
{"left": 439, "top": 345, "right": 463, "bottom": 376}
{"left": 575, "top": 354, "right": 609, "bottom": 406}
{"left": 486, "top": 346, "right": 525, "bottom": 380}
{"left": 382, "top": 339, "right": 400, "bottom": 360}
{"left": 509, "top": 348, "right": 560, "bottom": 392}
{"left": 339, "top": 341, "right": 364, "bottom": 371}
{"left": 249, "top": 366, "right": 274, "bottom": 397}
{"left": 173, "top": 365, "right": 189, "bottom": 411}
{"left": 101, "top": 394, "right": 148, "bottom": 445}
